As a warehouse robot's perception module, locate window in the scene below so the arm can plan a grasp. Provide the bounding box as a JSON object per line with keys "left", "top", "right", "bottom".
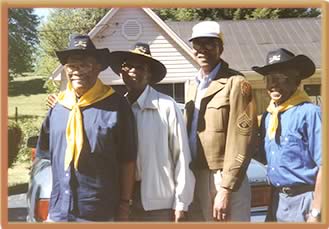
{"left": 153, "top": 83, "right": 185, "bottom": 103}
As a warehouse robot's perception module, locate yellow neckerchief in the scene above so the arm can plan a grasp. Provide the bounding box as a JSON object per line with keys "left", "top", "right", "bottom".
{"left": 57, "top": 79, "right": 115, "bottom": 170}
{"left": 266, "top": 89, "right": 311, "bottom": 140}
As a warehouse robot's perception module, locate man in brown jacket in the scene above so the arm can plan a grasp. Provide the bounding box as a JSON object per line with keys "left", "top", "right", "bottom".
{"left": 185, "top": 21, "right": 257, "bottom": 222}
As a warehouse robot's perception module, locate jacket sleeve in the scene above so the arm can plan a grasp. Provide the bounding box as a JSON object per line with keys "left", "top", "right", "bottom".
{"left": 221, "top": 76, "right": 257, "bottom": 190}
{"left": 168, "top": 101, "right": 196, "bottom": 211}
{"left": 36, "top": 109, "right": 52, "bottom": 160}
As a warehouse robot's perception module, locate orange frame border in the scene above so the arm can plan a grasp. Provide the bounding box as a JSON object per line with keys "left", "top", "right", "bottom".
{"left": 1, "top": 1, "right": 328, "bottom": 229}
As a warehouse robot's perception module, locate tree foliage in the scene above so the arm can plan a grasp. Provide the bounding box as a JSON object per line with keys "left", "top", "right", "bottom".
{"left": 152, "top": 8, "right": 320, "bottom": 21}
{"left": 9, "top": 9, "right": 40, "bottom": 79}
{"left": 35, "top": 8, "right": 109, "bottom": 75}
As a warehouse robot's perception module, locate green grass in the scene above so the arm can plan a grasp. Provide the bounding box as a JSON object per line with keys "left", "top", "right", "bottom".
{"left": 8, "top": 75, "right": 49, "bottom": 188}
{"left": 8, "top": 160, "right": 31, "bottom": 188}
{"left": 8, "top": 75, "right": 48, "bottom": 117}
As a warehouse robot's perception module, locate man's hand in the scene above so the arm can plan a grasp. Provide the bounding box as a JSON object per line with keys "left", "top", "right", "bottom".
{"left": 47, "top": 94, "right": 58, "bottom": 108}
{"left": 307, "top": 215, "right": 320, "bottom": 223}
{"left": 174, "top": 210, "right": 186, "bottom": 222}
{"left": 213, "top": 187, "right": 232, "bottom": 221}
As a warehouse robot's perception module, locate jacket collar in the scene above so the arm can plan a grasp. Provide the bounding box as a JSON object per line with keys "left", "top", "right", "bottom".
{"left": 134, "top": 85, "right": 159, "bottom": 110}
{"left": 203, "top": 59, "right": 230, "bottom": 98}
{"left": 187, "top": 59, "right": 233, "bottom": 101}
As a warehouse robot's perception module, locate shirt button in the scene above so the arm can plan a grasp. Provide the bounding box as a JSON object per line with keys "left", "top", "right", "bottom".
{"left": 65, "top": 173, "right": 69, "bottom": 177}
{"left": 285, "top": 137, "right": 288, "bottom": 141}
{"left": 271, "top": 151, "right": 274, "bottom": 155}
{"left": 276, "top": 183, "right": 280, "bottom": 186}
{"left": 271, "top": 167, "right": 275, "bottom": 171}
{"left": 65, "top": 190, "right": 69, "bottom": 194}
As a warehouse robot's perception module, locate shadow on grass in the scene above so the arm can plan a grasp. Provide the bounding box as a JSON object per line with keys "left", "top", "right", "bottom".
{"left": 9, "top": 78, "right": 47, "bottom": 96}
{"left": 8, "top": 183, "right": 29, "bottom": 195}
{"left": 8, "top": 115, "right": 45, "bottom": 121}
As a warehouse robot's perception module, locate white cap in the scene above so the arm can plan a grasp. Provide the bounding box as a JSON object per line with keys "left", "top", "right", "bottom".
{"left": 189, "top": 21, "right": 223, "bottom": 42}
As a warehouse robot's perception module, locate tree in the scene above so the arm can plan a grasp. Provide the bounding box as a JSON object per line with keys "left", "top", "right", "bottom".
{"left": 153, "top": 8, "right": 321, "bottom": 21}
{"left": 35, "top": 8, "right": 109, "bottom": 76}
{"left": 9, "top": 9, "right": 40, "bottom": 79}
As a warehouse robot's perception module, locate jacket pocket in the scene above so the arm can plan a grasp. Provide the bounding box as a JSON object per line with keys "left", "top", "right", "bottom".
{"left": 205, "top": 96, "right": 229, "bottom": 132}
{"left": 207, "top": 96, "right": 229, "bottom": 109}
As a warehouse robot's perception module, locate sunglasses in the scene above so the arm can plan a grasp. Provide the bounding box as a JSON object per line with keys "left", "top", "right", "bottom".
{"left": 192, "top": 39, "right": 219, "bottom": 51}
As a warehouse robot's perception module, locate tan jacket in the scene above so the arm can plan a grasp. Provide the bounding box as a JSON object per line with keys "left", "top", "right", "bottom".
{"left": 185, "top": 60, "right": 257, "bottom": 191}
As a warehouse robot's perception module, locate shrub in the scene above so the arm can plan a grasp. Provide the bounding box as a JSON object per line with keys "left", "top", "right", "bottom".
{"left": 8, "top": 120, "right": 22, "bottom": 168}
{"left": 17, "top": 116, "right": 44, "bottom": 163}
{"left": 43, "top": 78, "right": 60, "bottom": 94}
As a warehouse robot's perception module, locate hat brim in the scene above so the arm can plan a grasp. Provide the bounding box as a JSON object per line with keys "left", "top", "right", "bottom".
{"left": 56, "top": 48, "right": 110, "bottom": 71}
{"left": 252, "top": 55, "right": 315, "bottom": 80}
{"left": 108, "top": 51, "right": 167, "bottom": 84}
{"left": 188, "top": 34, "right": 222, "bottom": 42}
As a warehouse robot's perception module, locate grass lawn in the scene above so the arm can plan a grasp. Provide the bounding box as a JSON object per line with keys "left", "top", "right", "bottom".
{"left": 8, "top": 75, "right": 49, "bottom": 188}
{"left": 8, "top": 75, "right": 48, "bottom": 117}
{"left": 8, "top": 160, "right": 31, "bottom": 188}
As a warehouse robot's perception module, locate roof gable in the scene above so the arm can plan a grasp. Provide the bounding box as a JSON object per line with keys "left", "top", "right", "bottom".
{"left": 51, "top": 8, "right": 198, "bottom": 82}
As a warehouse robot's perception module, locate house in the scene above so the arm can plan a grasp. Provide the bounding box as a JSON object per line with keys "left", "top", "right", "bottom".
{"left": 51, "top": 8, "right": 321, "bottom": 114}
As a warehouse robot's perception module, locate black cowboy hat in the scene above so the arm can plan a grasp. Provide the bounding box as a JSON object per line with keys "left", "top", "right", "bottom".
{"left": 108, "top": 42, "right": 167, "bottom": 84}
{"left": 55, "top": 34, "right": 110, "bottom": 71}
{"left": 252, "top": 48, "right": 315, "bottom": 80}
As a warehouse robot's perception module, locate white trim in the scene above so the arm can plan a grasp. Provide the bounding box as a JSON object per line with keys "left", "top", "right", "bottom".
{"left": 142, "top": 8, "right": 196, "bottom": 61}
{"left": 89, "top": 8, "right": 119, "bottom": 37}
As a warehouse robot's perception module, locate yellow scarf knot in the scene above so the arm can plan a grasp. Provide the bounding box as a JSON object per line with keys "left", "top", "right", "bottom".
{"left": 57, "top": 79, "right": 115, "bottom": 170}
{"left": 266, "top": 89, "right": 311, "bottom": 140}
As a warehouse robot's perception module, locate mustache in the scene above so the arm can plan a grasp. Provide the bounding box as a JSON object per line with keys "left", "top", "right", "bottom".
{"left": 197, "top": 54, "right": 208, "bottom": 59}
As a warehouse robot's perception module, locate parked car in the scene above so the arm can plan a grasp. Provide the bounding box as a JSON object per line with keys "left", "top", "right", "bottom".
{"left": 26, "top": 136, "right": 271, "bottom": 222}
{"left": 26, "top": 136, "right": 52, "bottom": 222}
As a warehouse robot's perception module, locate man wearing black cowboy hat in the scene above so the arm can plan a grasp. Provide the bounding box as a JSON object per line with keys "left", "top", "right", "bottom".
{"left": 108, "top": 42, "right": 195, "bottom": 222}
{"left": 36, "top": 34, "right": 137, "bottom": 222}
{"left": 253, "top": 48, "right": 322, "bottom": 222}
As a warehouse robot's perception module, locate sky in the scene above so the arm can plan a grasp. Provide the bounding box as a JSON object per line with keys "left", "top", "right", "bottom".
{"left": 33, "top": 8, "right": 51, "bottom": 22}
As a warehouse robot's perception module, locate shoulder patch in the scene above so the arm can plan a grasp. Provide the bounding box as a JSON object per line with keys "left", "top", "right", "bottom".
{"left": 240, "top": 81, "right": 252, "bottom": 97}
{"left": 237, "top": 112, "right": 252, "bottom": 135}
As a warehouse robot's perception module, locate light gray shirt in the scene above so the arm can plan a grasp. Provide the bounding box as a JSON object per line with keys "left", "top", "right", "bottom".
{"left": 188, "top": 63, "right": 221, "bottom": 160}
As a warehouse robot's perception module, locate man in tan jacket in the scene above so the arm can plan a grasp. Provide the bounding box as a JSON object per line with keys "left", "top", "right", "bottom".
{"left": 185, "top": 21, "right": 257, "bottom": 222}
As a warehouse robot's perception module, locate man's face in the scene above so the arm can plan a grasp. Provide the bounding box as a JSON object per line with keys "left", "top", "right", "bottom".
{"left": 120, "top": 57, "right": 150, "bottom": 92}
{"left": 64, "top": 55, "right": 101, "bottom": 97}
{"left": 265, "top": 71, "right": 299, "bottom": 105}
{"left": 191, "top": 37, "right": 223, "bottom": 75}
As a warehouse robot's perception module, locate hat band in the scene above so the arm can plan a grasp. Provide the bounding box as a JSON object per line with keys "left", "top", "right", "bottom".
{"left": 130, "top": 49, "right": 152, "bottom": 58}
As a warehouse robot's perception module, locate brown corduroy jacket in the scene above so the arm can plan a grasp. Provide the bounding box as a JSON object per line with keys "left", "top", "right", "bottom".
{"left": 185, "top": 60, "right": 257, "bottom": 191}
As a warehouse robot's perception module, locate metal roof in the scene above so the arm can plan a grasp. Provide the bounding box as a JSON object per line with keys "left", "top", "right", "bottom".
{"left": 166, "top": 18, "right": 321, "bottom": 71}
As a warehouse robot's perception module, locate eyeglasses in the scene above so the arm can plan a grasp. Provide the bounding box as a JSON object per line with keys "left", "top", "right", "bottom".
{"left": 65, "top": 63, "right": 94, "bottom": 73}
{"left": 192, "top": 40, "right": 219, "bottom": 51}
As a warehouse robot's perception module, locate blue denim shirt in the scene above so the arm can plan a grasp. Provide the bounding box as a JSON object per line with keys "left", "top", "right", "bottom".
{"left": 264, "top": 102, "right": 321, "bottom": 187}
{"left": 37, "top": 93, "right": 137, "bottom": 221}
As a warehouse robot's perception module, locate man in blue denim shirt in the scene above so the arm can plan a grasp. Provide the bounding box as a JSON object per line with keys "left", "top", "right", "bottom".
{"left": 253, "top": 48, "right": 322, "bottom": 223}
{"left": 36, "top": 35, "right": 137, "bottom": 222}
